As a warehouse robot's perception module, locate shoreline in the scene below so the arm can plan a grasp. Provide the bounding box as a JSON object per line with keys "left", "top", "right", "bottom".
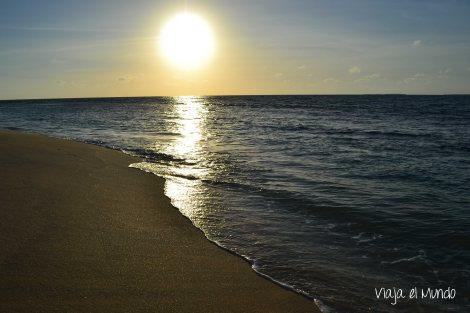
{"left": 3, "top": 128, "right": 318, "bottom": 303}
{"left": 128, "top": 162, "right": 320, "bottom": 306}
{"left": 0, "top": 130, "right": 319, "bottom": 312}
{"left": 128, "top": 163, "right": 320, "bottom": 305}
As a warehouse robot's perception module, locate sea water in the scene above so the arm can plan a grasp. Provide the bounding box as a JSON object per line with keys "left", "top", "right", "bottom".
{"left": 1, "top": 95, "right": 469, "bottom": 312}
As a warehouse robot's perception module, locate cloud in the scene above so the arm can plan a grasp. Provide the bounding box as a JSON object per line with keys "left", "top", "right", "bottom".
{"left": 403, "top": 73, "right": 425, "bottom": 84}
{"left": 297, "top": 65, "right": 306, "bottom": 70}
{"left": 116, "top": 74, "right": 142, "bottom": 83}
{"left": 0, "top": 36, "right": 152, "bottom": 56}
{"left": 274, "top": 72, "right": 283, "bottom": 79}
{"left": 354, "top": 73, "right": 381, "bottom": 83}
{"left": 0, "top": 25, "right": 121, "bottom": 33}
{"left": 50, "top": 58, "right": 66, "bottom": 65}
{"left": 437, "top": 68, "right": 452, "bottom": 79}
{"left": 367, "top": 73, "right": 381, "bottom": 79}
{"left": 438, "top": 68, "right": 452, "bottom": 75}
{"left": 348, "top": 66, "right": 361, "bottom": 75}
{"left": 323, "top": 77, "right": 340, "bottom": 83}
{"left": 55, "top": 79, "right": 83, "bottom": 87}
{"left": 412, "top": 40, "right": 422, "bottom": 47}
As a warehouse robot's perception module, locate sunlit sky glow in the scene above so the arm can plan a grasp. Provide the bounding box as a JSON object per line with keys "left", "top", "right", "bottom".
{"left": 159, "top": 12, "right": 215, "bottom": 71}
{"left": 1, "top": 0, "right": 470, "bottom": 99}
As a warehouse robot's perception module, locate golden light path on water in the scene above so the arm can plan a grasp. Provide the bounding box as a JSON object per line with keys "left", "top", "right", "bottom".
{"left": 164, "top": 96, "right": 208, "bottom": 221}
{"left": 129, "top": 96, "right": 209, "bottom": 222}
{"left": 173, "top": 96, "right": 204, "bottom": 156}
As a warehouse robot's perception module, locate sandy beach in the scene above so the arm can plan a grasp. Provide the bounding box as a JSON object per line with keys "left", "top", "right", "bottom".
{"left": 0, "top": 131, "right": 318, "bottom": 313}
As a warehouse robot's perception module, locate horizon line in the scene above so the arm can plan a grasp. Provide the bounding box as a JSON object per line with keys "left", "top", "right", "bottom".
{"left": 1, "top": 93, "right": 470, "bottom": 102}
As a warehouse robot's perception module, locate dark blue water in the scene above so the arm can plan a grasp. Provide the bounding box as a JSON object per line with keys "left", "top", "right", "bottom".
{"left": 1, "top": 95, "right": 469, "bottom": 312}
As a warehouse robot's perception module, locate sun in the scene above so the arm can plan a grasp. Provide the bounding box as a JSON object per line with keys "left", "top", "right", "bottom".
{"left": 159, "top": 12, "right": 215, "bottom": 70}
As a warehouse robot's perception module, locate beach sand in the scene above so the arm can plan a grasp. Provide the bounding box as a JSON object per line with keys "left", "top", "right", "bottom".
{"left": 0, "top": 131, "right": 318, "bottom": 313}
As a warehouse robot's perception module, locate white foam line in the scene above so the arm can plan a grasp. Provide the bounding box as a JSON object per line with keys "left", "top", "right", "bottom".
{"left": 128, "top": 162, "right": 335, "bottom": 313}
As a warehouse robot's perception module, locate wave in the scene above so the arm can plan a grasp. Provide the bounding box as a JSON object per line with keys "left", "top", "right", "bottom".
{"left": 124, "top": 147, "right": 193, "bottom": 164}
{"left": 128, "top": 161, "right": 330, "bottom": 313}
{"left": 3, "top": 126, "right": 23, "bottom": 131}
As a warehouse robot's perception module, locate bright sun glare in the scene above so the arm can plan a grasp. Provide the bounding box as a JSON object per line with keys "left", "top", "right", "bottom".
{"left": 159, "top": 12, "right": 215, "bottom": 70}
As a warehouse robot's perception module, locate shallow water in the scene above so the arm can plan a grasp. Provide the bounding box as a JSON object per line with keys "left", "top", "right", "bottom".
{"left": 1, "top": 95, "right": 469, "bottom": 312}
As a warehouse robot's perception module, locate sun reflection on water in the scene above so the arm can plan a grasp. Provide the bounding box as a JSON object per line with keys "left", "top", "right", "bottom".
{"left": 131, "top": 96, "right": 209, "bottom": 220}
{"left": 164, "top": 96, "right": 208, "bottom": 221}
{"left": 173, "top": 95, "right": 205, "bottom": 158}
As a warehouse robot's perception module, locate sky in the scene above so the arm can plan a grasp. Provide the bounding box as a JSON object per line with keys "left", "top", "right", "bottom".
{"left": 1, "top": 0, "right": 470, "bottom": 99}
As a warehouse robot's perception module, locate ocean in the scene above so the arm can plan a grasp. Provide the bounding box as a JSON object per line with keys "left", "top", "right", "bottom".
{"left": 0, "top": 95, "right": 469, "bottom": 312}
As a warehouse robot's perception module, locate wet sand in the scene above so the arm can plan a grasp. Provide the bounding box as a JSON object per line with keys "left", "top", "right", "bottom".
{"left": 0, "top": 131, "right": 318, "bottom": 313}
